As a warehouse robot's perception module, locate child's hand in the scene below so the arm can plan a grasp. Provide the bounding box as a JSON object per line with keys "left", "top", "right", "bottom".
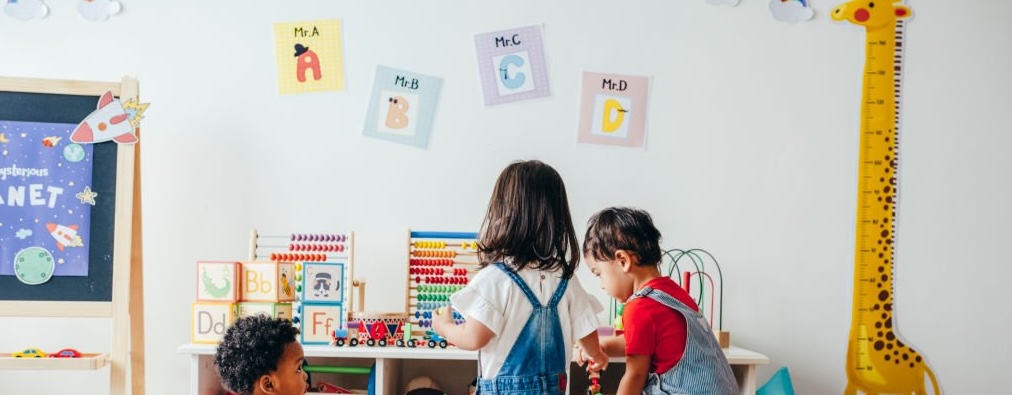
{"left": 585, "top": 348, "right": 609, "bottom": 374}
{"left": 573, "top": 344, "right": 608, "bottom": 373}
{"left": 431, "top": 306, "right": 454, "bottom": 336}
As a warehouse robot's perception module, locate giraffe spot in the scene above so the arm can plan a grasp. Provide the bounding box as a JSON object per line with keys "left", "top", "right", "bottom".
{"left": 916, "top": 356, "right": 922, "bottom": 362}
{"left": 894, "top": 350, "right": 899, "bottom": 355}
{"left": 880, "top": 177, "right": 885, "bottom": 182}
{"left": 885, "top": 355, "right": 891, "bottom": 361}
{"left": 881, "top": 230, "right": 889, "bottom": 238}
{"left": 887, "top": 343, "right": 894, "bottom": 350}
{"left": 885, "top": 318, "right": 893, "bottom": 329}
{"left": 885, "top": 196, "right": 893, "bottom": 204}
{"left": 883, "top": 186, "right": 891, "bottom": 193}
{"left": 902, "top": 354, "right": 909, "bottom": 360}
{"left": 886, "top": 239, "right": 893, "bottom": 245}
{"left": 875, "top": 322, "right": 882, "bottom": 328}
{"left": 886, "top": 332, "right": 895, "bottom": 341}
{"left": 885, "top": 155, "right": 891, "bottom": 161}
{"left": 897, "top": 340, "right": 905, "bottom": 347}
{"left": 884, "top": 303, "right": 892, "bottom": 312}
{"left": 878, "top": 265, "right": 884, "bottom": 271}
{"left": 895, "top": 359, "right": 901, "bottom": 365}
{"left": 878, "top": 197, "right": 883, "bottom": 202}
{"left": 874, "top": 341, "right": 885, "bottom": 351}
{"left": 873, "top": 304, "right": 880, "bottom": 310}
{"left": 878, "top": 290, "right": 889, "bottom": 301}
{"left": 883, "top": 205, "right": 889, "bottom": 210}
{"left": 881, "top": 274, "right": 889, "bottom": 282}
{"left": 910, "top": 363, "right": 915, "bottom": 368}
{"left": 878, "top": 331, "right": 883, "bottom": 337}
{"left": 882, "top": 313, "right": 888, "bottom": 319}
{"left": 877, "top": 283, "right": 882, "bottom": 288}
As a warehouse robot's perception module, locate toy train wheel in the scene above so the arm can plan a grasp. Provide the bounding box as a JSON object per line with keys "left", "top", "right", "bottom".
{"left": 379, "top": 339, "right": 387, "bottom": 347}
{"left": 396, "top": 339, "right": 405, "bottom": 347}
{"left": 428, "top": 340, "right": 436, "bottom": 348}
{"left": 408, "top": 339, "right": 417, "bottom": 348}
{"left": 350, "top": 338, "right": 358, "bottom": 347}
{"left": 439, "top": 340, "right": 448, "bottom": 349}
{"left": 336, "top": 338, "right": 345, "bottom": 347}
{"left": 367, "top": 339, "right": 376, "bottom": 347}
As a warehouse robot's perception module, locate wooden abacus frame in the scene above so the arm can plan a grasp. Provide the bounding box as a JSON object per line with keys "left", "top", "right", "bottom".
{"left": 405, "top": 229, "right": 479, "bottom": 336}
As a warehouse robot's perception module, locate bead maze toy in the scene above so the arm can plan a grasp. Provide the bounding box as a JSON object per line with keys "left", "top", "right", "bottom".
{"left": 831, "top": 1, "right": 940, "bottom": 394}
{"left": 248, "top": 230, "right": 360, "bottom": 345}
{"left": 662, "top": 248, "right": 729, "bottom": 348}
{"left": 404, "top": 230, "right": 478, "bottom": 347}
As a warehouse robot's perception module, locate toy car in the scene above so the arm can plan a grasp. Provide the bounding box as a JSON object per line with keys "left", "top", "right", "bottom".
{"left": 12, "top": 347, "right": 46, "bottom": 358}
{"left": 50, "top": 348, "right": 81, "bottom": 358}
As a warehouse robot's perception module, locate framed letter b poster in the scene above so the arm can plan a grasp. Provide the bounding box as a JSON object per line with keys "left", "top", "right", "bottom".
{"left": 363, "top": 66, "right": 443, "bottom": 148}
{"left": 577, "top": 72, "right": 650, "bottom": 149}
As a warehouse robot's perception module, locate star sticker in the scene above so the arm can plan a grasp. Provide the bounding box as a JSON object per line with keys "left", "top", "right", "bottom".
{"left": 58, "top": 258, "right": 65, "bottom": 265}
{"left": 76, "top": 186, "right": 98, "bottom": 205}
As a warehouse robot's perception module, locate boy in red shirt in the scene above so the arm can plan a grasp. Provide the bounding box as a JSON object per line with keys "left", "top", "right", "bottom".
{"left": 578, "top": 207, "right": 737, "bottom": 395}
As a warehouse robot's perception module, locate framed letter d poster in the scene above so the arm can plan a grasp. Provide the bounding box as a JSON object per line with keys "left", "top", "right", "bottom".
{"left": 577, "top": 72, "right": 650, "bottom": 149}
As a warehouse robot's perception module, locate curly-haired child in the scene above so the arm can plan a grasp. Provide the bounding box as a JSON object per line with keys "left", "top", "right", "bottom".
{"left": 214, "top": 315, "right": 308, "bottom": 395}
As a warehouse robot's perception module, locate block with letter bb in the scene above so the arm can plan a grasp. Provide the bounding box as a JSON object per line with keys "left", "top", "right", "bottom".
{"left": 242, "top": 261, "right": 296, "bottom": 302}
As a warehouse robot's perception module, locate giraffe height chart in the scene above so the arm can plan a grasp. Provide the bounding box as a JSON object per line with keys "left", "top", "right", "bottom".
{"left": 831, "top": 1, "right": 940, "bottom": 394}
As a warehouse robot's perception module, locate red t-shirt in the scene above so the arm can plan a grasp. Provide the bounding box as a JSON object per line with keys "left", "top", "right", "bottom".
{"left": 622, "top": 277, "right": 699, "bottom": 375}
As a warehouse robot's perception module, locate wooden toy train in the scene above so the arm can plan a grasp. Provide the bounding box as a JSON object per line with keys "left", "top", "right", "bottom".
{"left": 330, "top": 312, "right": 450, "bottom": 349}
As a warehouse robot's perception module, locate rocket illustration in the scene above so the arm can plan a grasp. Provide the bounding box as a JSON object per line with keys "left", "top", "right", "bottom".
{"left": 46, "top": 223, "right": 84, "bottom": 252}
{"left": 70, "top": 91, "right": 138, "bottom": 144}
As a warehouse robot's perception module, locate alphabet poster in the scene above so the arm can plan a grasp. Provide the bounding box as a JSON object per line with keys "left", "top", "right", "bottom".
{"left": 474, "top": 25, "right": 551, "bottom": 106}
{"left": 0, "top": 121, "right": 94, "bottom": 280}
{"left": 577, "top": 72, "right": 650, "bottom": 149}
{"left": 274, "top": 18, "right": 346, "bottom": 94}
{"left": 363, "top": 65, "right": 443, "bottom": 148}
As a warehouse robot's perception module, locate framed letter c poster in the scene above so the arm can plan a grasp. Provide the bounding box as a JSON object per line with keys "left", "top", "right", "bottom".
{"left": 577, "top": 72, "right": 650, "bottom": 149}
{"left": 474, "top": 25, "right": 550, "bottom": 106}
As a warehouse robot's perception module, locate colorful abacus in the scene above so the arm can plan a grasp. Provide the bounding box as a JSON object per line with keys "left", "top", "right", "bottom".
{"left": 405, "top": 230, "right": 479, "bottom": 337}
{"left": 249, "top": 229, "right": 357, "bottom": 345}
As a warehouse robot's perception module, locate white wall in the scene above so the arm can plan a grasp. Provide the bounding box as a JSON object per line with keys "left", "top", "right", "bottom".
{"left": 2, "top": 1, "right": 1010, "bottom": 394}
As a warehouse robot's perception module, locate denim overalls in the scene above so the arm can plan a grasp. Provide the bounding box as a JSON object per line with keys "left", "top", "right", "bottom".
{"left": 631, "top": 286, "right": 739, "bottom": 395}
{"left": 476, "top": 263, "right": 570, "bottom": 395}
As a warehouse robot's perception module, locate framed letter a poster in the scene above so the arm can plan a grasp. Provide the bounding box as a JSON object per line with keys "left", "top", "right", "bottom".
{"left": 274, "top": 19, "right": 346, "bottom": 94}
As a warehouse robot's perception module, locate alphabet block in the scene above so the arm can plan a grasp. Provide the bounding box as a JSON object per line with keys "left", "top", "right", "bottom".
{"left": 196, "top": 261, "right": 241, "bottom": 302}
{"left": 192, "top": 302, "right": 238, "bottom": 344}
{"left": 238, "top": 302, "right": 293, "bottom": 321}
{"left": 300, "top": 303, "right": 344, "bottom": 345}
{"left": 297, "top": 261, "right": 345, "bottom": 304}
{"left": 241, "top": 261, "right": 296, "bottom": 302}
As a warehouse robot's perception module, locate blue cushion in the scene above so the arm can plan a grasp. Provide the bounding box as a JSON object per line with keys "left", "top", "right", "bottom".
{"left": 757, "top": 367, "right": 795, "bottom": 395}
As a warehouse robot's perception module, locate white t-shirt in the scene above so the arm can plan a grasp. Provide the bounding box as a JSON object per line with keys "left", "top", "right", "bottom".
{"left": 450, "top": 264, "right": 603, "bottom": 378}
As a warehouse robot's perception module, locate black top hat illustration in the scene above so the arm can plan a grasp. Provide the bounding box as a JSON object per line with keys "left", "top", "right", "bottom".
{"left": 294, "top": 44, "right": 310, "bottom": 57}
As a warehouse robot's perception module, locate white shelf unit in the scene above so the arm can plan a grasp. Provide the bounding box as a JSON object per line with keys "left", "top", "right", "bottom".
{"left": 179, "top": 344, "right": 768, "bottom": 395}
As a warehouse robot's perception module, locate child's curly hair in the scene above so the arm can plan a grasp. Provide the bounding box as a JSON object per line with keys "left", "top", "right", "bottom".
{"left": 214, "top": 315, "right": 300, "bottom": 395}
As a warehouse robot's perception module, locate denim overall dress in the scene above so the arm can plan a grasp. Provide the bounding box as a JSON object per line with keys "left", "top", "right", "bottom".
{"left": 476, "top": 263, "right": 570, "bottom": 395}
{"left": 632, "top": 286, "right": 739, "bottom": 395}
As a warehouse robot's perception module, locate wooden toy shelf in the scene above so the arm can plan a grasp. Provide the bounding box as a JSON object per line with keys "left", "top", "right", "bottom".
{"left": 179, "top": 343, "right": 768, "bottom": 395}
{"left": 0, "top": 353, "right": 110, "bottom": 370}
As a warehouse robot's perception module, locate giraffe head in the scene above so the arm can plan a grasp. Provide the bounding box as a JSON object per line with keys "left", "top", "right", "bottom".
{"left": 831, "top": 0, "right": 911, "bottom": 29}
